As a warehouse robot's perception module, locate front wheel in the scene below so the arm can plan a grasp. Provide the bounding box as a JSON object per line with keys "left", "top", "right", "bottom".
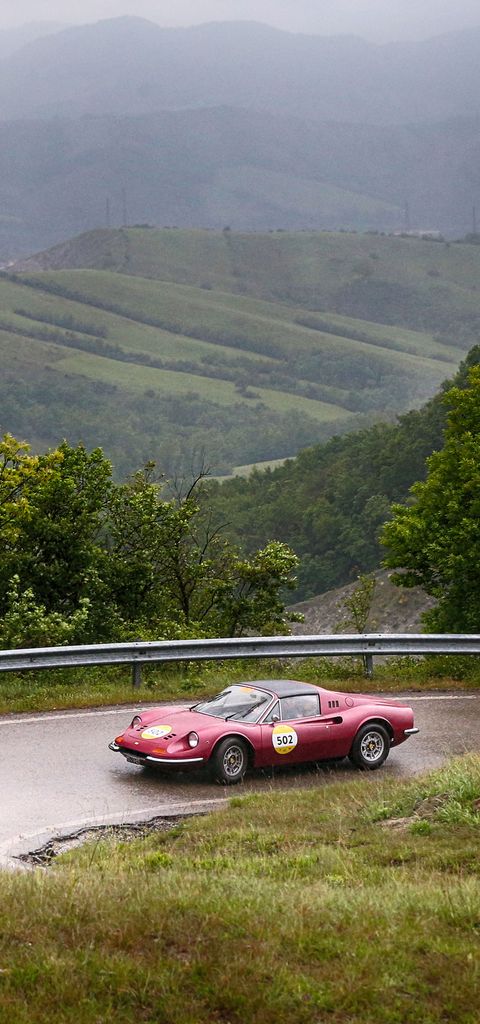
{"left": 211, "top": 737, "right": 248, "bottom": 785}
{"left": 348, "top": 723, "right": 390, "bottom": 770}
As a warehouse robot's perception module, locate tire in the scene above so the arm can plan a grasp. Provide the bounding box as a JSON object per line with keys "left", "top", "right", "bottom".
{"left": 348, "top": 723, "right": 390, "bottom": 770}
{"left": 211, "top": 737, "right": 249, "bottom": 785}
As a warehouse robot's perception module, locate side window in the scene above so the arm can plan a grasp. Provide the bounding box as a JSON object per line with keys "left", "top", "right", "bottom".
{"left": 281, "top": 694, "right": 320, "bottom": 720}
{"left": 263, "top": 700, "right": 280, "bottom": 723}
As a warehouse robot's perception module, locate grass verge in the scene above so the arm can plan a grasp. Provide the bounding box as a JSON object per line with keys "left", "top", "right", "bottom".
{"left": 0, "top": 755, "right": 478, "bottom": 1023}
{"left": 0, "top": 655, "right": 479, "bottom": 716}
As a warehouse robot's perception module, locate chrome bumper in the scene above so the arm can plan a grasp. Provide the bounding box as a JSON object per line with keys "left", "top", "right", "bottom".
{"left": 404, "top": 727, "right": 420, "bottom": 736}
{"left": 109, "top": 739, "right": 204, "bottom": 764}
{"left": 146, "top": 754, "right": 204, "bottom": 764}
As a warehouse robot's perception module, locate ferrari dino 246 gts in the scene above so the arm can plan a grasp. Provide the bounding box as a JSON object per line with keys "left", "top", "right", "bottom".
{"left": 109, "top": 679, "right": 419, "bottom": 784}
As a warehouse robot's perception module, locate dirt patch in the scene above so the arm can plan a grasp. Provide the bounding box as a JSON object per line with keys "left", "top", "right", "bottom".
{"left": 380, "top": 793, "right": 450, "bottom": 831}
{"left": 17, "top": 814, "right": 193, "bottom": 867}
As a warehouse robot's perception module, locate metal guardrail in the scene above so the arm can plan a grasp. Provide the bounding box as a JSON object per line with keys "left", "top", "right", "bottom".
{"left": 0, "top": 633, "right": 479, "bottom": 686}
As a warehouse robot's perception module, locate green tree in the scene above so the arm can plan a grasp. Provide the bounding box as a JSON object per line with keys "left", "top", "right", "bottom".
{"left": 337, "top": 572, "right": 377, "bottom": 675}
{"left": 338, "top": 573, "right": 377, "bottom": 633}
{"left": 213, "top": 540, "right": 302, "bottom": 637}
{"left": 381, "top": 367, "right": 480, "bottom": 631}
{"left": 0, "top": 437, "right": 114, "bottom": 642}
{"left": 14, "top": 441, "right": 112, "bottom": 614}
{"left": 104, "top": 467, "right": 300, "bottom": 637}
{"left": 0, "top": 576, "right": 90, "bottom": 649}
{"left": 0, "top": 440, "right": 301, "bottom": 646}
{"left": 0, "top": 433, "right": 61, "bottom": 599}
{"left": 101, "top": 462, "right": 198, "bottom": 636}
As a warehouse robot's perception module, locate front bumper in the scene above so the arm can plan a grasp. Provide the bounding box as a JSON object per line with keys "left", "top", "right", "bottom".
{"left": 145, "top": 754, "right": 204, "bottom": 764}
{"left": 404, "top": 727, "right": 420, "bottom": 736}
{"left": 109, "top": 741, "right": 204, "bottom": 766}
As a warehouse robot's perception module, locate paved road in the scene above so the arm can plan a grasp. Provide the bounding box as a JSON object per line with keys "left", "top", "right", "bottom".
{"left": 0, "top": 693, "right": 478, "bottom": 865}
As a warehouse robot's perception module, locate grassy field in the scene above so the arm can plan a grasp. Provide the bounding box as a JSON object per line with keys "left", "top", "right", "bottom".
{"left": 5, "top": 269, "right": 458, "bottom": 376}
{"left": 2, "top": 231, "right": 471, "bottom": 475}
{"left": 55, "top": 348, "right": 348, "bottom": 422}
{"left": 0, "top": 753, "right": 478, "bottom": 1022}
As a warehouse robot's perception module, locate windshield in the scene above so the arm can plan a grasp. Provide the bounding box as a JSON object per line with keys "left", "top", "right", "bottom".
{"left": 192, "top": 685, "right": 272, "bottom": 723}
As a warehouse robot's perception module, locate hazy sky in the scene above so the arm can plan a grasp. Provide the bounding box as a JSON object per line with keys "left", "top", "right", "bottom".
{"left": 1, "top": 0, "right": 480, "bottom": 42}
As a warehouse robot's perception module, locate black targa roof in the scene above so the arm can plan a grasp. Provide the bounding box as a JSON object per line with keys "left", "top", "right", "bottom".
{"left": 235, "top": 680, "right": 320, "bottom": 698}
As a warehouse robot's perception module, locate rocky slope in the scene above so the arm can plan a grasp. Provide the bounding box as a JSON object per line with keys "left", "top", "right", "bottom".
{"left": 289, "top": 570, "right": 436, "bottom": 634}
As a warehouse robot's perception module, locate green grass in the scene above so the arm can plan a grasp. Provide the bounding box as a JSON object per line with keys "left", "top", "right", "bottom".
{"left": 226, "top": 457, "right": 291, "bottom": 478}
{"left": 0, "top": 754, "right": 478, "bottom": 1023}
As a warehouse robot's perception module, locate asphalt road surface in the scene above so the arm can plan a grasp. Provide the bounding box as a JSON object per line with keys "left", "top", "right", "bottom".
{"left": 0, "top": 692, "right": 478, "bottom": 866}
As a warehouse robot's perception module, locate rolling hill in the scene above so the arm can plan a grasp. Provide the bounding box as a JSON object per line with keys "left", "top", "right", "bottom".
{"left": 1, "top": 227, "right": 478, "bottom": 478}
{"left": 14, "top": 226, "right": 480, "bottom": 337}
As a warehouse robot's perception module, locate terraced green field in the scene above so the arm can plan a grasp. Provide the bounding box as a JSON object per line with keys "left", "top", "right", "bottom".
{"left": 3, "top": 227, "right": 479, "bottom": 475}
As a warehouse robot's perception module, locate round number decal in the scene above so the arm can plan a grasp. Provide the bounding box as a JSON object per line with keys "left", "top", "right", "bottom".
{"left": 272, "top": 725, "right": 298, "bottom": 755}
{"left": 141, "top": 725, "right": 172, "bottom": 740}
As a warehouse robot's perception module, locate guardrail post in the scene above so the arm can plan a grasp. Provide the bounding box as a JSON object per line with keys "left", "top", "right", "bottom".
{"left": 364, "top": 654, "right": 374, "bottom": 679}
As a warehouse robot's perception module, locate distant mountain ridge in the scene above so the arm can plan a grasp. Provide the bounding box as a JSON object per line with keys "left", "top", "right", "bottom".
{"left": 1, "top": 17, "right": 480, "bottom": 125}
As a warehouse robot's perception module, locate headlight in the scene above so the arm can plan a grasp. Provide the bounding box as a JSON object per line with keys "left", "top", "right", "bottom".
{"left": 188, "top": 731, "right": 199, "bottom": 748}
{"left": 130, "top": 715, "right": 142, "bottom": 729}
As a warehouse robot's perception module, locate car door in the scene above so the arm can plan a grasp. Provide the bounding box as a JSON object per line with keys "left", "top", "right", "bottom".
{"left": 259, "top": 694, "right": 345, "bottom": 767}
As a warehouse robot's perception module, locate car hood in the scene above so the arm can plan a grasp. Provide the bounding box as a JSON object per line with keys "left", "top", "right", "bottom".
{"left": 133, "top": 707, "right": 222, "bottom": 736}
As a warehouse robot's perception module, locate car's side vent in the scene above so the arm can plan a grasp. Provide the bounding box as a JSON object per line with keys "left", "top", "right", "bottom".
{"left": 327, "top": 699, "right": 340, "bottom": 709}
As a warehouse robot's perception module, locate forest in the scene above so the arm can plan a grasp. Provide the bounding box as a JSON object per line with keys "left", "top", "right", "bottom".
{"left": 206, "top": 348, "right": 480, "bottom": 601}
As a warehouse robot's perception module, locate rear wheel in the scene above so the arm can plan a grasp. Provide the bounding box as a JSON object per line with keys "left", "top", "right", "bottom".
{"left": 211, "top": 737, "right": 248, "bottom": 785}
{"left": 348, "top": 723, "right": 390, "bottom": 770}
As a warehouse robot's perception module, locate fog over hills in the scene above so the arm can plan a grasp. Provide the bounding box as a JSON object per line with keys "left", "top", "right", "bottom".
{"left": 0, "top": 21, "right": 66, "bottom": 59}
{"left": 0, "top": 17, "right": 479, "bottom": 257}
{"left": 1, "top": 17, "right": 480, "bottom": 125}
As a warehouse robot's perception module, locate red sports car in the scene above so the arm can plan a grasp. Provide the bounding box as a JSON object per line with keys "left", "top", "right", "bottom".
{"left": 109, "top": 679, "right": 419, "bottom": 784}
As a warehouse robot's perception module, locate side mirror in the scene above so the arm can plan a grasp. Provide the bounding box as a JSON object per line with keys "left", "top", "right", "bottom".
{"left": 271, "top": 714, "right": 280, "bottom": 724}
